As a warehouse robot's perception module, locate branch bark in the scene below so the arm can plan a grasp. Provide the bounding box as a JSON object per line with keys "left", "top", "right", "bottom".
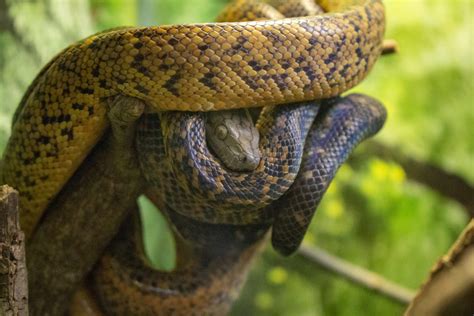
{"left": 404, "top": 220, "right": 474, "bottom": 315}
{"left": 296, "top": 245, "right": 415, "bottom": 305}
{"left": 26, "top": 130, "right": 144, "bottom": 315}
{"left": 24, "top": 97, "right": 146, "bottom": 315}
{"left": 0, "top": 185, "right": 28, "bottom": 316}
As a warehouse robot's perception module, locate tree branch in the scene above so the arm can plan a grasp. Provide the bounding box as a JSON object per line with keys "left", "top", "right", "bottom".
{"left": 381, "top": 39, "right": 398, "bottom": 55}
{"left": 26, "top": 135, "right": 143, "bottom": 315}
{"left": 26, "top": 97, "right": 146, "bottom": 315}
{"left": 296, "top": 244, "right": 415, "bottom": 305}
{"left": 352, "top": 141, "right": 474, "bottom": 216}
{"left": 0, "top": 185, "right": 28, "bottom": 316}
{"left": 405, "top": 220, "right": 474, "bottom": 315}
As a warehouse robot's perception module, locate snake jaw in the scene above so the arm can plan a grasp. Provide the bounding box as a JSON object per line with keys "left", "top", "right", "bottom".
{"left": 225, "top": 143, "right": 261, "bottom": 171}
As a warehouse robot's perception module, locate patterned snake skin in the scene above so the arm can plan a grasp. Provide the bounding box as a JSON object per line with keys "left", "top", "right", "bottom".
{"left": 86, "top": 1, "right": 387, "bottom": 314}
{"left": 94, "top": 211, "right": 267, "bottom": 316}
{"left": 0, "top": 0, "right": 384, "bottom": 238}
{"left": 138, "top": 103, "right": 319, "bottom": 225}
{"left": 93, "top": 94, "right": 386, "bottom": 315}
{"left": 270, "top": 94, "right": 386, "bottom": 255}
{"left": 0, "top": 0, "right": 386, "bottom": 314}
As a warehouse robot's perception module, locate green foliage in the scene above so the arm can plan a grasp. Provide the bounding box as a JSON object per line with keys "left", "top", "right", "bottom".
{"left": 90, "top": 0, "right": 137, "bottom": 29}
{"left": 0, "top": 0, "right": 93, "bottom": 150}
{"left": 0, "top": 0, "right": 471, "bottom": 315}
{"left": 138, "top": 196, "right": 176, "bottom": 271}
{"left": 354, "top": 0, "right": 473, "bottom": 181}
{"left": 144, "top": 0, "right": 227, "bottom": 24}
{"left": 231, "top": 1, "right": 472, "bottom": 314}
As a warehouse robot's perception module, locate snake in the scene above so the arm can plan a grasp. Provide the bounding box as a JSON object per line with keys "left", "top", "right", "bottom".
{"left": 0, "top": 0, "right": 386, "bottom": 314}
{"left": 0, "top": 0, "right": 384, "bottom": 239}
{"left": 90, "top": 93, "right": 386, "bottom": 315}
{"left": 90, "top": 1, "right": 385, "bottom": 314}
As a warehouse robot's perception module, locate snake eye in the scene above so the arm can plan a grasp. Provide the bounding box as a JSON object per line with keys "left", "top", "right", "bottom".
{"left": 216, "top": 125, "right": 228, "bottom": 140}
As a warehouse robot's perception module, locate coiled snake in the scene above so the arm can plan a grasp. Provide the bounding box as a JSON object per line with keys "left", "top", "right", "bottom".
{"left": 91, "top": 94, "right": 385, "bottom": 315}
{"left": 0, "top": 0, "right": 386, "bottom": 314}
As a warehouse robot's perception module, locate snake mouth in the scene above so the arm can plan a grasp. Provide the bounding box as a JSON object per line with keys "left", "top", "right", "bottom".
{"left": 235, "top": 152, "right": 262, "bottom": 172}
{"left": 212, "top": 147, "right": 261, "bottom": 172}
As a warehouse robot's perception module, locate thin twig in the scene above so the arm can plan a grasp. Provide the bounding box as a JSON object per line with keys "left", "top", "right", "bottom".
{"left": 382, "top": 39, "right": 399, "bottom": 55}
{"left": 352, "top": 141, "right": 474, "bottom": 216}
{"left": 296, "top": 244, "right": 415, "bottom": 305}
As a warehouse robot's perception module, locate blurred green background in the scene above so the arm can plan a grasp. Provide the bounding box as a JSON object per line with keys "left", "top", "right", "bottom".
{"left": 0, "top": 0, "right": 472, "bottom": 315}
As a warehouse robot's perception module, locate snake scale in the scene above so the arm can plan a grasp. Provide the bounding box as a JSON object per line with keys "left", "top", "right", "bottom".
{"left": 0, "top": 0, "right": 386, "bottom": 314}
{"left": 0, "top": 0, "right": 384, "bottom": 238}
{"left": 91, "top": 94, "right": 386, "bottom": 315}
{"left": 93, "top": 0, "right": 385, "bottom": 314}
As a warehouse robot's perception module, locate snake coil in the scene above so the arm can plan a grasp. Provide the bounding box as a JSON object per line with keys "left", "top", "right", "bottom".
{"left": 0, "top": 0, "right": 386, "bottom": 314}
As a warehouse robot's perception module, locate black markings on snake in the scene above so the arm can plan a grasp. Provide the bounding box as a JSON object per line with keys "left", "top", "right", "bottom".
{"left": 163, "top": 73, "right": 182, "bottom": 97}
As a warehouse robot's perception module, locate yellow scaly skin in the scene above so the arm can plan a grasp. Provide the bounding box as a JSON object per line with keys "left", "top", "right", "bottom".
{"left": 0, "top": 0, "right": 384, "bottom": 238}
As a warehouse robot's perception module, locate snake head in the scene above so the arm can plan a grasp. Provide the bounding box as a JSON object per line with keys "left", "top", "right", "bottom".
{"left": 206, "top": 109, "right": 261, "bottom": 171}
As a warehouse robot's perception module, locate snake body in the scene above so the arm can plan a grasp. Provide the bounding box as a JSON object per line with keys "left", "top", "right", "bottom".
{"left": 87, "top": 2, "right": 386, "bottom": 313}
{"left": 138, "top": 103, "right": 318, "bottom": 225}
{"left": 93, "top": 94, "right": 386, "bottom": 315}
{"left": 270, "top": 94, "right": 386, "bottom": 255}
{"left": 0, "top": 0, "right": 384, "bottom": 238}
{"left": 0, "top": 0, "right": 386, "bottom": 314}
{"left": 94, "top": 212, "right": 266, "bottom": 316}
{"left": 87, "top": 2, "right": 387, "bottom": 314}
